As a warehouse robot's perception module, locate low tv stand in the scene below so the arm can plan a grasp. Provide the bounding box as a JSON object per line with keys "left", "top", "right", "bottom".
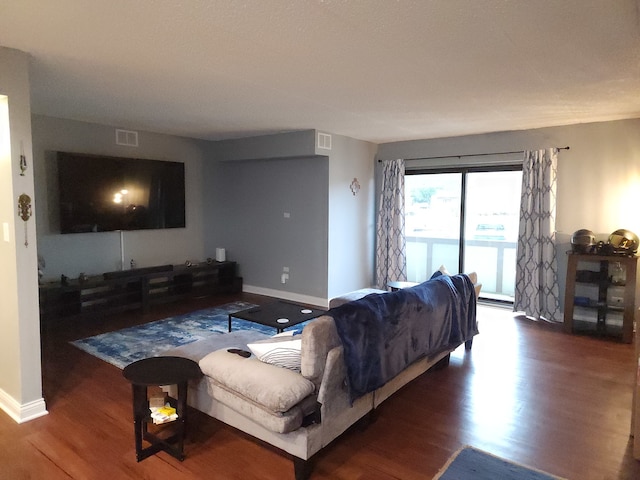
{"left": 39, "top": 261, "right": 242, "bottom": 321}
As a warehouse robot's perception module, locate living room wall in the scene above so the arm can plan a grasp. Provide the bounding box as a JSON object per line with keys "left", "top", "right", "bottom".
{"left": 377, "top": 118, "right": 640, "bottom": 313}
{"left": 203, "top": 130, "right": 377, "bottom": 306}
{"left": 205, "top": 154, "right": 329, "bottom": 302}
{"left": 32, "top": 116, "right": 209, "bottom": 281}
{"left": 0, "top": 47, "right": 45, "bottom": 422}
{"left": 326, "top": 134, "right": 377, "bottom": 299}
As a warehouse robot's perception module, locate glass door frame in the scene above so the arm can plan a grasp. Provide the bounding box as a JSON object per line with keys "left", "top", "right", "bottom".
{"left": 405, "top": 163, "right": 522, "bottom": 297}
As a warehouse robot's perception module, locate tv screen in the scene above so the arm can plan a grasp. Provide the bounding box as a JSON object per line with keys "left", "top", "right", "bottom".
{"left": 57, "top": 151, "right": 186, "bottom": 234}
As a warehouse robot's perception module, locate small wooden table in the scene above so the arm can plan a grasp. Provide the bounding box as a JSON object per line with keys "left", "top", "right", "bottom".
{"left": 122, "top": 356, "right": 202, "bottom": 462}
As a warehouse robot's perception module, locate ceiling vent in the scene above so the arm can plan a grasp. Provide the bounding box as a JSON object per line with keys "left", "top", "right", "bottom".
{"left": 317, "top": 132, "right": 332, "bottom": 150}
{"left": 115, "top": 129, "right": 139, "bottom": 147}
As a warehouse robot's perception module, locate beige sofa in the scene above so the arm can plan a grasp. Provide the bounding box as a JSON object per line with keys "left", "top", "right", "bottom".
{"left": 164, "top": 273, "right": 480, "bottom": 480}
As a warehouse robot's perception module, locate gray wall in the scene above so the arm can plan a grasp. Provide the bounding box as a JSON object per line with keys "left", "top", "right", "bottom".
{"left": 327, "top": 134, "right": 377, "bottom": 298}
{"left": 204, "top": 131, "right": 330, "bottom": 302}
{"left": 377, "top": 118, "right": 640, "bottom": 314}
{"left": 204, "top": 130, "right": 377, "bottom": 305}
{"left": 205, "top": 155, "right": 329, "bottom": 299}
{"left": 212, "top": 130, "right": 317, "bottom": 161}
{"left": 33, "top": 115, "right": 209, "bottom": 280}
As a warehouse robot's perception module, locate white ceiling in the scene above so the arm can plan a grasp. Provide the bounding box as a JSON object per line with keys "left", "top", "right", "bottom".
{"left": 2, "top": 0, "right": 639, "bottom": 144}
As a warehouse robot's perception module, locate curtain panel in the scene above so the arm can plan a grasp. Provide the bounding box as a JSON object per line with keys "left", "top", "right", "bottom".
{"left": 375, "top": 159, "right": 407, "bottom": 289}
{"left": 514, "top": 148, "right": 561, "bottom": 321}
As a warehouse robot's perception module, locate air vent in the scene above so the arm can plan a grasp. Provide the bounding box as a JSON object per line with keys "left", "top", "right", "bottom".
{"left": 317, "top": 132, "right": 332, "bottom": 150}
{"left": 115, "top": 129, "right": 139, "bottom": 147}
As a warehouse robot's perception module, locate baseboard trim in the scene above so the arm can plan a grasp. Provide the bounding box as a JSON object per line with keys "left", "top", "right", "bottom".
{"left": 243, "top": 285, "right": 329, "bottom": 309}
{"left": 0, "top": 388, "right": 48, "bottom": 423}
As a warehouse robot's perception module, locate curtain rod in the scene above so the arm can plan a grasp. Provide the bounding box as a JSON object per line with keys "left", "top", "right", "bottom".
{"left": 378, "top": 146, "right": 570, "bottom": 162}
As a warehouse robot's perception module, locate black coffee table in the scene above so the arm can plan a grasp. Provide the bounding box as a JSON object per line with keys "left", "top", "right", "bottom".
{"left": 228, "top": 300, "right": 325, "bottom": 333}
{"left": 122, "top": 356, "right": 202, "bottom": 462}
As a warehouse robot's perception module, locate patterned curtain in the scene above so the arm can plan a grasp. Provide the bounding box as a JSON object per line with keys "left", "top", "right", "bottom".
{"left": 514, "top": 148, "right": 561, "bottom": 321}
{"left": 375, "top": 159, "right": 407, "bottom": 289}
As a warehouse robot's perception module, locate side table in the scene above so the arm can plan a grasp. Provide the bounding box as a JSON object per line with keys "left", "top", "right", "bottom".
{"left": 122, "top": 356, "right": 202, "bottom": 462}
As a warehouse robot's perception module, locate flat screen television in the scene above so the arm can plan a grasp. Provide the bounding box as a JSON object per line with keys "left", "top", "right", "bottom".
{"left": 56, "top": 151, "right": 186, "bottom": 234}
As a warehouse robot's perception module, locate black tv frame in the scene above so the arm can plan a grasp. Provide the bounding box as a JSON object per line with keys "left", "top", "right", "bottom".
{"left": 56, "top": 151, "right": 186, "bottom": 234}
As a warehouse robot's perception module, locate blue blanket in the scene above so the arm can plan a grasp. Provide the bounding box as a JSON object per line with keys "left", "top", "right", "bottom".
{"left": 329, "top": 274, "right": 478, "bottom": 402}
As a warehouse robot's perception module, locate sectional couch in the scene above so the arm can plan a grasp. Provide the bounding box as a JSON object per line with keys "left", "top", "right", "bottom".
{"left": 164, "top": 272, "right": 480, "bottom": 479}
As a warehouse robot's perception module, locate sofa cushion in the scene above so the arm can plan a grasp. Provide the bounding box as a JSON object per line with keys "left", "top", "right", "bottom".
{"left": 199, "top": 349, "right": 315, "bottom": 413}
{"left": 247, "top": 334, "right": 302, "bottom": 371}
{"left": 200, "top": 377, "right": 309, "bottom": 433}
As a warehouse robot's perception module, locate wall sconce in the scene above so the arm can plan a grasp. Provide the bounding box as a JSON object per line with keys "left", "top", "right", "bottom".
{"left": 18, "top": 193, "right": 32, "bottom": 246}
{"left": 19, "top": 141, "right": 27, "bottom": 176}
{"left": 350, "top": 178, "right": 361, "bottom": 196}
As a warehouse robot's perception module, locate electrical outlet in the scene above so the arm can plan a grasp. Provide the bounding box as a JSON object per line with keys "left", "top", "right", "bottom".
{"left": 283, "top": 267, "right": 289, "bottom": 273}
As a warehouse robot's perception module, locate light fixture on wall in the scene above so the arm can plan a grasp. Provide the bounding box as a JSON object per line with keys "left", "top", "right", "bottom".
{"left": 19, "top": 141, "right": 27, "bottom": 176}
{"left": 18, "top": 193, "right": 32, "bottom": 246}
{"left": 350, "top": 178, "right": 361, "bottom": 196}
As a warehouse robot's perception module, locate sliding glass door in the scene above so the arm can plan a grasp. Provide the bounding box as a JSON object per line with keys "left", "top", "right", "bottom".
{"left": 405, "top": 167, "right": 522, "bottom": 302}
{"left": 405, "top": 173, "right": 462, "bottom": 282}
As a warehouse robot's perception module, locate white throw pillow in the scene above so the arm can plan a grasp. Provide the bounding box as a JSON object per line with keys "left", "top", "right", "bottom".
{"left": 248, "top": 334, "right": 302, "bottom": 371}
{"left": 438, "top": 264, "right": 451, "bottom": 276}
{"left": 440, "top": 264, "right": 479, "bottom": 286}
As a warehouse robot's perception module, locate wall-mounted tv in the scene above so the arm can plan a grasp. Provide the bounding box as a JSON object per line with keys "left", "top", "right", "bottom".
{"left": 57, "top": 151, "right": 186, "bottom": 234}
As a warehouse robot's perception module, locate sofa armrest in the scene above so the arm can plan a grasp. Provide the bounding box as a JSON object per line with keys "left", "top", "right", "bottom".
{"left": 317, "top": 346, "right": 352, "bottom": 418}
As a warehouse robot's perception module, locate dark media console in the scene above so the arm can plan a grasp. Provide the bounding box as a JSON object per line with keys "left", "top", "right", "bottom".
{"left": 39, "top": 261, "right": 242, "bottom": 321}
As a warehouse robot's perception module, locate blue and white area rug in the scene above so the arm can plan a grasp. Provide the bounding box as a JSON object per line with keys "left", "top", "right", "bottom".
{"left": 433, "top": 446, "right": 566, "bottom": 480}
{"left": 71, "top": 302, "right": 273, "bottom": 369}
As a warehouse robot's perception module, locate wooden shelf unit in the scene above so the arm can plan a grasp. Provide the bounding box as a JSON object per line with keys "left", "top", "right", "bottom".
{"left": 39, "top": 261, "right": 242, "bottom": 321}
{"left": 563, "top": 252, "right": 639, "bottom": 343}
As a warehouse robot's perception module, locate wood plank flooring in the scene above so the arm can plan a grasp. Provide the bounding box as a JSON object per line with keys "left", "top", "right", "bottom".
{"left": 2, "top": 293, "right": 640, "bottom": 479}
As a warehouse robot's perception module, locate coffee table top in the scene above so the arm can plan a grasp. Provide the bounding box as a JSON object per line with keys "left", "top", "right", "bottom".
{"left": 231, "top": 300, "right": 325, "bottom": 330}
{"left": 123, "top": 356, "right": 202, "bottom": 386}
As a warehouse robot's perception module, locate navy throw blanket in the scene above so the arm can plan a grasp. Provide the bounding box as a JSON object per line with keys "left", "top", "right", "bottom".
{"left": 329, "top": 274, "right": 478, "bottom": 403}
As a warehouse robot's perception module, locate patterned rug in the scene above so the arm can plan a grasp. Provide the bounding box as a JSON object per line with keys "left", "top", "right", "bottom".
{"left": 433, "top": 446, "right": 566, "bottom": 480}
{"left": 71, "top": 301, "right": 273, "bottom": 369}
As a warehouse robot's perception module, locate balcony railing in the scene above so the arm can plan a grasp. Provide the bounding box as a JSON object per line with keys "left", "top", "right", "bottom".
{"left": 406, "top": 235, "right": 517, "bottom": 302}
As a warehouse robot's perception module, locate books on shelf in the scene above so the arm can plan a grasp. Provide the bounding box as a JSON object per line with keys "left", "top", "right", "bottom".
{"left": 150, "top": 403, "right": 178, "bottom": 424}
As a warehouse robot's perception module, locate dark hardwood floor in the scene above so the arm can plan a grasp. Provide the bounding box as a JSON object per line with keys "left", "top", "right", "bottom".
{"left": 2, "top": 293, "right": 640, "bottom": 479}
